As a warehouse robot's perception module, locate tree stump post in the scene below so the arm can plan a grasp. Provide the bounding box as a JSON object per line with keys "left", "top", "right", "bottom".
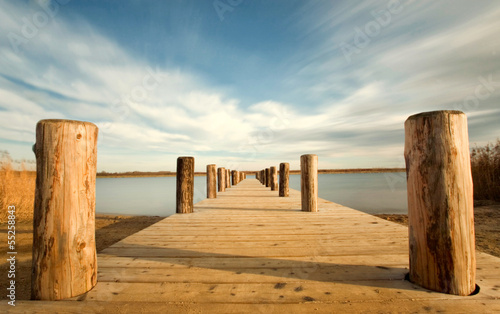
{"left": 218, "top": 167, "right": 226, "bottom": 192}
{"left": 31, "top": 119, "right": 98, "bottom": 300}
{"left": 405, "top": 110, "right": 476, "bottom": 296}
{"left": 279, "top": 162, "right": 290, "bottom": 197}
{"left": 176, "top": 157, "right": 194, "bottom": 214}
{"left": 206, "top": 164, "right": 217, "bottom": 199}
{"left": 270, "top": 166, "right": 278, "bottom": 191}
{"left": 301, "top": 154, "right": 318, "bottom": 212}
{"left": 265, "top": 168, "right": 270, "bottom": 187}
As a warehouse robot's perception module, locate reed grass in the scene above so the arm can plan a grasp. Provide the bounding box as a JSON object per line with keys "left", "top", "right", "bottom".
{"left": 470, "top": 139, "right": 500, "bottom": 201}
{"left": 0, "top": 152, "right": 35, "bottom": 223}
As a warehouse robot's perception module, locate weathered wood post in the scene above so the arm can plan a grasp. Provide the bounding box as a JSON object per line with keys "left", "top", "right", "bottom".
{"left": 261, "top": 170, "right": 265, "bottom": 185}
{"left": 32, "top": 119, "right": 98, "bottom": 300}
{"left": 176, "top": 157, "right": 194, "bottom": 214}
{"left": 279, "top": 162, "right": 290, "bottom": 197}
{"left": 231, "top": 170, "right": 237, "bottom": 185}
{"left": 218, "top": 167, "right": 226, "bottom": 192}
{"left": 405, "top": 110, "right": 476, "bottom": 296}
{"left": 206, "top": 164, "right": 217, "bottom": 199}
{"left": 270, "top": 166, "right": 278, "bottom": 191}
{"left": 265, "top": 168, "right": 270, "bottom": 187}
{"left": 226, "top": 169, "right": 231, "bottom": 189}
{"left": 301, "top": 154, "right": 318, "bottom": 212}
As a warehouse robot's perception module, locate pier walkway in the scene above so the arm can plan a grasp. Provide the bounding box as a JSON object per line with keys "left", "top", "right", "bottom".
{"left": 11, "top": 179, "right": 500, "bottom": 312}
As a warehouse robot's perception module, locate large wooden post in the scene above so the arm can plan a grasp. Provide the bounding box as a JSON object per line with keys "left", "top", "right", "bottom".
{"left": 176, "top": 157, "right": 194, "bottom": 214}
{"left": 405, "top": 110, "right": 476, "bottom": 296}
{"left": 207, "top": 164, "right": 217, "bottom": 199}
{"left": 301, "top": 154, "right": 318, "bottom": 212}
{"left": 31, "top": 119, "right": 98, "bottom": 300}
{"left": 265, "top": 168, "right": 270, "bottom": 187}
{"left": 261, "top": 170, "right": 265, "bottom": 185}
{"left": 279, "top": 162, "right": 290, "bottom": 197}
{"left": 270, "top": 166, "right": 278, "bottom": 191}
{"left": 218, "top": 167, "right": 226, "bottom": 192}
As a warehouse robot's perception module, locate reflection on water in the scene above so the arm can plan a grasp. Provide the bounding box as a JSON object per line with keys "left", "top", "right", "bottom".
{"left": 96, "top": 172, "right": 407, "bottom": 216}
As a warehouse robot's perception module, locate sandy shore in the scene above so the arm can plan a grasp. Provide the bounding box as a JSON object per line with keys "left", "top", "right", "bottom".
{"left": 375, "top": 201, "right": 500, "bottom": 257}
{"left": 0, "top": 214, "right": 164, "bottom": 300}
{"left": 1, "top": 202, "right": 498, "bottom": 301}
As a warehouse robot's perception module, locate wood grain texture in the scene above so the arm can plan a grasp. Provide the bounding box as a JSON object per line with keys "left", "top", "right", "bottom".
{"left": 301, "top": 154, "right": 318, "bottom": 212}
{"left": 32, "top": 119, "right": 98, "bottom": 300}
{"left": 206, "top": 164, "right": 217, "bottom": 199}
{"left": 405, "top": 110, "right": 475, "bottom": 296}
{"left": 217, "top": 167, "right": 226, "bottom": 192}
{"left": 176, "top": 157, "right": 194, "bottom": 214}
{"left": 270, "top": 166, "right": 278, "bottom": 191}
{"left": 279, "top": 162, "right": 290, "bottom": 197}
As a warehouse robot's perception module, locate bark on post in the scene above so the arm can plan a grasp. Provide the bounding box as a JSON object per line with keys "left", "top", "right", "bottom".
{"left": 279, "top": 162, "right": 290, "bottom": 197}
{"left": 206, "top": 164, "right": 217, "bottom": 199}
{"left": 176, "top": 157, "right": 194, "bottom": 214}
{"left": 32, "top": 119, "right": 98, "bottom": 300}
{"left": 265, "top": 168, "right": 270, "bottom": 187}
{"left": 218, "top": 167, "right": 226, "bottom": 192}
{"left": 301, "top": 154, "right": 318, "bottom": 212}
{"left": 270, "top": 166, "right": 278, "bottom": 191}
{"left": 405, "top": 110, "right": 476, "bottom": 296}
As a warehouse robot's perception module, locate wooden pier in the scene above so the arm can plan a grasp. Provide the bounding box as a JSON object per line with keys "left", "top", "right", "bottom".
{"left": 9, "top": 179, "right": 500, "bottom": 313}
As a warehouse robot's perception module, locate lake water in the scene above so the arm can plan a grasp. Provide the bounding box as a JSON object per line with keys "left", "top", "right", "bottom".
{"left": 95, "top": 172, "right": 408, "bottom": 216}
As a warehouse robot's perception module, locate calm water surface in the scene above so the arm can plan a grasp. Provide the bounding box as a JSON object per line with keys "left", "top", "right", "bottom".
{"left": 96, "top": 172, "right": 407, "bottom": 216}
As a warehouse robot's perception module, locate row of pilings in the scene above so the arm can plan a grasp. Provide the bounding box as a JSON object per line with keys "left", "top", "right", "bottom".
{"left": 29, "top": 110, "right": 476, "bottom": 301}
{"left": 176, "top": 161, "right": 247, "bottom": 214}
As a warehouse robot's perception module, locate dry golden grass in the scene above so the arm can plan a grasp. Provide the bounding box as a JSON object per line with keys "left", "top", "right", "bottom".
{"left": 0, "top": 157, "right": 36, "bottom": 223}
{"left": 471, "top": 139, "right": 500, "bottom": 201}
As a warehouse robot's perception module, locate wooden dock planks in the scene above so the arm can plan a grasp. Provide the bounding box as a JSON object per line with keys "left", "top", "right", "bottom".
{"left": 6, "top": 179, "right": 500, "bottom": 313}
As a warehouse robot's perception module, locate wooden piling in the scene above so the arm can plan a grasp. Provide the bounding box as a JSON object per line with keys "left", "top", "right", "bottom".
{"left": 226, "top": 169, "right": 231, "bottom": 189}
{"left": 301, "top": 154, "right": 318, "bottom": 212}
{"left": 270, "top": 166, "right": 278, "bottom": 191}
{"left": 176, "top": 157, "right": 194, "bottom": 214}
{"left": 206, "top": 164, "right": 217, "bottom": 199}
{"left": 231, "top": 170, "right": 237, "bottom": 186}
{"left": 218, "top": 167, "right": 226, "bottom": 192}
{"left": 279, "top": 162, "right": 290, "bottom": 197}
{"left": 265, "top": 168, "right": 270, "bottom": 187}
{"left": 405, "top": 110, "right": 476, "bottom": 296}
{"left": 31, "top": 119, "right": 98, "bottom": 300}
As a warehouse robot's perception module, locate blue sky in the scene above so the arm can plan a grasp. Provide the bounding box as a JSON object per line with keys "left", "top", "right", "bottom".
{"left": 1, "top": 0, "right": 499, "bottom": 172}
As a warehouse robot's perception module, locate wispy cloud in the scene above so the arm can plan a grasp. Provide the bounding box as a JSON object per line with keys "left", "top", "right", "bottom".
{"left": 0, "top": 1, "right": 499, "bottom": 171}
